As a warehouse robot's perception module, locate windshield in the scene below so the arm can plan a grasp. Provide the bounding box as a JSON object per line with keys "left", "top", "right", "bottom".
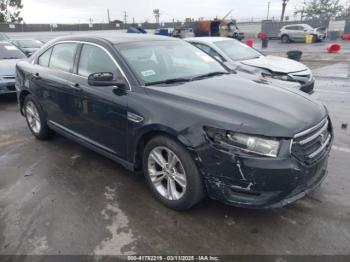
{"left": 116, "top": 40, "right": 226, "bottom": 85}
{"left": 214, "top": 40, "right": 262, "bottom": 61}
{"left": 303, "top": 24, "right": 313, "bottom": 30}
{"left": 17, "top": 40, "right": 43, "bottom": 48}
{"left": 0, "top": 43, "right": 26, "bottom": 59}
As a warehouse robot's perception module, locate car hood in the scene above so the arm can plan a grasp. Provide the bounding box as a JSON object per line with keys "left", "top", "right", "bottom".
{"left": 241, "top": 55, "right": 307, "bottom": 74}
{"left": 22, "top": 47, "right": 40, "bottom": 52}
{"left": 147, "top": 74, "right": 326, "bottom": 137}
{"left": 229, "top": 63, "right": 301, "bottom": 89}
{"left": 0, "top": 59, "right": 21, "bottom": 76}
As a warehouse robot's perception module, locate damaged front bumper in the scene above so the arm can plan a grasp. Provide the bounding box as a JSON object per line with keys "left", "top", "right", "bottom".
{"left": 192, "top": 138, "right": 331, "bottom": 209}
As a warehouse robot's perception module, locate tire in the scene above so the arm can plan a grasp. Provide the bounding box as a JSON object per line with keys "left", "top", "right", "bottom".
{"left": 143, "top": 136, "right": 205, "bottom": 210}
{"left": 281, "top": 35, "right": 290, "bottom": 43}
{"left": 23, "top": 95, "right": 54, "bottom": 140}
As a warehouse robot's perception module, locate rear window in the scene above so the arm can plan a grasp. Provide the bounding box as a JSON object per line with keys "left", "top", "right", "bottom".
{"left": 0, "top": 43, "right": 26, "bottom": 59}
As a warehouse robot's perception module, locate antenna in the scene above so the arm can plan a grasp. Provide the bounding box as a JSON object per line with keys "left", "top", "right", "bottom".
{"left": 222, "top": 9, "right": 233, "bottom": 21}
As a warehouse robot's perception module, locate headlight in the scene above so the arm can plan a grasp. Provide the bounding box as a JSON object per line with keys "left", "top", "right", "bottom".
{"left": 261, "top": 71, "right": 294, "bottom": 82}
{"left": 204, "top": 127, "right": 280, "bottom": 157}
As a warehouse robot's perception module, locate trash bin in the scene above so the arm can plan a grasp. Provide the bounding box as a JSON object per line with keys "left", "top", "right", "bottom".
{"left": 327, "top": 44, "right": 341, "bottom": 53}
{"left": 287, "top": 50, "right": 303, "bottom": 61}
{"left": 258, "top": 32, "right": 268, "bottom": 49}
{"left": 305, "top": 34, "right": 314, "bottom": 44}
{"left": 262, "top": 39, "right": 268, "bottom": 49}
{"left": 329, "top": 31, "right": 338, "bottom": 41}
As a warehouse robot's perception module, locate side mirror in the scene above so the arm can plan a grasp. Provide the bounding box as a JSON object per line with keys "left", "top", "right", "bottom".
{"left": 88, "top": 72, "right": 126, "bottom": 87}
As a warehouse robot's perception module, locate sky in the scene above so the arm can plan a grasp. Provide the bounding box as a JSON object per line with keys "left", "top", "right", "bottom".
{"left": 21, "top": 0, "right": 348, "bottom": 24}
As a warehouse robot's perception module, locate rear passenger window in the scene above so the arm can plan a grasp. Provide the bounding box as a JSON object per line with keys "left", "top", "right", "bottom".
{"left": 38, "top": 48, "right": 52, "bottom": 67}
{"left": 193, "top": 43, "right": 225, "bottom": 63}
{"left": 78, "top": 44, "right": 118, "bottom": 78}
{"left": 49, "top": 43, "right": 77, "bottom": 72}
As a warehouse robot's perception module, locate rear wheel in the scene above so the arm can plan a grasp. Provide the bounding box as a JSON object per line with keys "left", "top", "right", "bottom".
{"left": 143, "top": 136, "right": 205, "bottom": 210}
{"left": 281, "top": 35, "right": 290, "bottom": 43}
{"left": 24, "top": 95, "right": 54, "bottom": 140}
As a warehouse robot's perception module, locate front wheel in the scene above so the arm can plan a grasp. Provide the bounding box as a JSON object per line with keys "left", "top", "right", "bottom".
{"left": 143, "top": 136, "right": 205, "bottom": 210}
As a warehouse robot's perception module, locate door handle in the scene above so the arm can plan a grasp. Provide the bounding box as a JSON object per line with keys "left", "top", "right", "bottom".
{"left": 33, "top": 73, "right": 40, "bottom": 79}
{"left": 70, "top": 83, "right": 81, "bottom": 90}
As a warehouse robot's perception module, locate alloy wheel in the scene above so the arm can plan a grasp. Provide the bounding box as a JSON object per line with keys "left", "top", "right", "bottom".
{"left": 25, "top": 101, "right": 41, "bottom": 134}
{"left": 147, "top": 146, "right": 187, "bottom": 201}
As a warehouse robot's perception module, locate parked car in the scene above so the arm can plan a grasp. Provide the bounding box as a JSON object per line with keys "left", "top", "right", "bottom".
{"left": 154, "top": 28, "right": 171, "bottom": 36}
{"left": 278, "top": 24, "right": 327, "bottom": 43}
{"left": 186, "top": 37, "right": 314, "bottom": 94}
{"left": 0, "top": 41, "right": 26, "bottom": 95}
{"left": 10, "top": 39, "right": 44, "bottom": 57}
{"left": 16, "top": 35, "right": 333, "bottom": 210}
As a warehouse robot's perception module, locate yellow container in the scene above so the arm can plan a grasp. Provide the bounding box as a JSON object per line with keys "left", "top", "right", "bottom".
{"left": 305, "top": 34, "right": 314, "bottom": 44}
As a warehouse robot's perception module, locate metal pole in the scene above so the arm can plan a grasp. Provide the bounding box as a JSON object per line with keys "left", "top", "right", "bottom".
{"left": 267, "top": 2, "right": 271, "bottom": 20}
{"left": 107, "top": 9, "right": 111, "bottom": 23}
{"left": 123, "top": 11, "right": 128, "bottom": 29}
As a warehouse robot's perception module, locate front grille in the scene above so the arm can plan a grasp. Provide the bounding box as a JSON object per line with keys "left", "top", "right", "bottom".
{"left": 291, "top": 118, "right": 332, "bottom": 166}
{"left": 6, "top": 85, "right": 16, "bottom": 91}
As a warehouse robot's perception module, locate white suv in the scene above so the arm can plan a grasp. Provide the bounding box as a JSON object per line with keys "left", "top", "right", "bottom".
{"left": 278, "top": 24, "right": 327, "bottom": 43}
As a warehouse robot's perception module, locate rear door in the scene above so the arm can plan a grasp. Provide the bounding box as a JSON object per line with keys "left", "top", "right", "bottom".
{"left": 295, "top": 26, "right": 307, "bottom": 41}
{"left": 68, "top": 43, "right": 128, "bottom": 158}
{"left": 31, "top": 42, "right": 79, "bottom": 126}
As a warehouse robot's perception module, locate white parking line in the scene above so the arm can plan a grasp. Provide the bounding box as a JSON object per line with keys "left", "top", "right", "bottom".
{"left": 332, "top": 146, "right": 350, "bottom": 154}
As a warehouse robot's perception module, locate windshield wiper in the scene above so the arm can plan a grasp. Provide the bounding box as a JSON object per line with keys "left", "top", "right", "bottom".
{"left": 190, "top": 71, "right": 229, "bottom": 81}
{"left": 144, "top": 77, "right": 191, "bottom": 86}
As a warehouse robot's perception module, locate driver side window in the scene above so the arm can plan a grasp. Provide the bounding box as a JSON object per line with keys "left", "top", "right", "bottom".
{"left": 78, "top": 44, "right": 119, "bottom": 78}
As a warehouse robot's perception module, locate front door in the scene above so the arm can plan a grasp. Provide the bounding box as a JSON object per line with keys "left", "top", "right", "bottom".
{"left": 68, "top": 43, "right": 128, "bottom": 159}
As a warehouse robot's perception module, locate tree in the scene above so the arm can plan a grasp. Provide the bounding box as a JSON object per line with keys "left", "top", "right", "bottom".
{"left": 294, "top": 0, "right": 343, "bottom": 24}
{"left": 0, "top": 0, "right": 23, "bottom": 23}
{"left": 338, "top": 1, "right": 350, "bottom": 19}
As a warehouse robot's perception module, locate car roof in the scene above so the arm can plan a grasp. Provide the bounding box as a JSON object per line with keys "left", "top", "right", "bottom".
{"left": 185, "top": 37, "right": 236, "bottom": 43}
{"left": 51, "top": 33, "right": 179, "bottom": 44}
{"left": 10, "top": 39, "right": 40, "bottom": 41}
{"left": 283, "top": 24, "right": 311, "bottom": 27}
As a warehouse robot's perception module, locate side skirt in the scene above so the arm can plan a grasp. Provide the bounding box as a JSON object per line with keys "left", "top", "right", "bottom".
{"left": 47, "top": 120, "right": 135, "bottom": 172}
